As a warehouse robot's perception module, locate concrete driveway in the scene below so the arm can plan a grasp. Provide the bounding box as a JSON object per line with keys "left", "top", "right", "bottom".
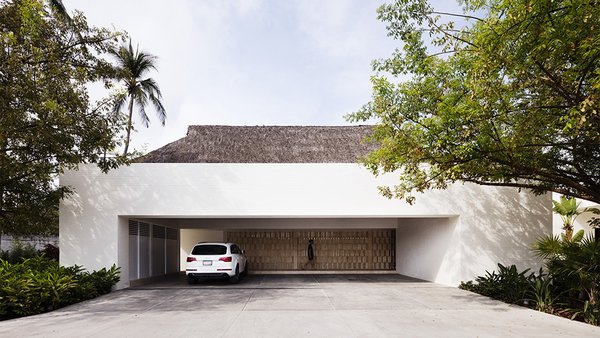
{"left": 1, "top": 274, "right": 599, "bottom": 337}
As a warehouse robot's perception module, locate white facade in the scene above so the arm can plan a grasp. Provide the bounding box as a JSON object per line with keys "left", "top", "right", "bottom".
{"left": 60, "top": 163, "right": 551, "bottom": 289}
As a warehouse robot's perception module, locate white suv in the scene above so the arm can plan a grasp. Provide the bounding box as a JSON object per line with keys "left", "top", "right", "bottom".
{"left": 185, "top": 242, "right": 247, "bottom": 284}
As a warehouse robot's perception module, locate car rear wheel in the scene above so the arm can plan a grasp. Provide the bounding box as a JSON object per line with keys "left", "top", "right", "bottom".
{"left": 229, "top": 265, "right": 240, "bottom": 284}
{"left": 241, "top": 263, "right": 248, "bottom": 277}
{"left": 187, "top": 275, "right": 198, "bottom": 285}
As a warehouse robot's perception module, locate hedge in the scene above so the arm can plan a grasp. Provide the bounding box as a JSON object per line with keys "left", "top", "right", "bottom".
{"left": 0, "top": 257, "right": 120, "bottom": 319}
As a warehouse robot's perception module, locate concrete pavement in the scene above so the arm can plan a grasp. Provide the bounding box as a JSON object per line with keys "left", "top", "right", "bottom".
{"left": 1, "top": 274, "right": 599, "bottom": 337}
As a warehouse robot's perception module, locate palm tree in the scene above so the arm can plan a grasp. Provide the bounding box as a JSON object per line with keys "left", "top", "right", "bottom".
{"left": 113, "top": 41, "right": 166, "bottom": 155}
{"left": 553, "top": 196, "right": 582, "bottom": 241}
{"left": 534, "top": 234, "right": 600, "bottom": 317}
{"left": 552, "top": 196, "right": 599, "bottom": 241}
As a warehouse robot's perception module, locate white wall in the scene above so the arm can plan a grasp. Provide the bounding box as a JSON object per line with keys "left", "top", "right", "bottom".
{"left": 176, "top": 218, "right": 398, "bottom": 229}
{"left": 396, "top": 218, "right": 459, "bottom": 285}
{"left": 179, "top": 229, "right": 224, "bottom": 270}
{"left": 60, "top": 163, "right": 551, "bottom": 288}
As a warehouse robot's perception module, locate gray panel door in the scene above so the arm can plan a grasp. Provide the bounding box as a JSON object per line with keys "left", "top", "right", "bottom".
{"left": 139, "top": 222, "right": 150, "bottom": 278}
{"left": 128, "top": 220, "right": 139, "bottom": 280}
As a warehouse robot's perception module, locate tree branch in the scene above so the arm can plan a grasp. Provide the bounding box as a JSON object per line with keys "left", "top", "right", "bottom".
{"left": 430, "top": 11, "right": 484, "bottom": 22}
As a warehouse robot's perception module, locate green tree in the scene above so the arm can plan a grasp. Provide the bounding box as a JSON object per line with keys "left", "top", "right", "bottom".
{"left": 0, "top": 0, "right": 128, "bottom": 236}
{"left": 112, "top": 41, "right": 166, "bottom": 156}
{"left": 348, "top": 0, "right": 600, "bottom": 204}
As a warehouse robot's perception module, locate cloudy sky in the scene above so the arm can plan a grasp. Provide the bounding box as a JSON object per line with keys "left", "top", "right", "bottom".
{"left": 63, "top": 1, "right": 438, "bottom": 153}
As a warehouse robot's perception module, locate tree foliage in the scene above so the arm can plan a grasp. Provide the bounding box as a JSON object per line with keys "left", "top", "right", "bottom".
{"left": 0, "top": 0, "right": 129, "bottom": 235}
{"left": 348, "top": 0, "right": 600, "bottom": 204}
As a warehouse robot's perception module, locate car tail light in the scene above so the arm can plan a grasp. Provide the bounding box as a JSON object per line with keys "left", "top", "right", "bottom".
{"left": 219, "top": 256, "right": 232, "bottom": 262}
{"left": 186, "top": 257, "right": 196, "bottom": 262}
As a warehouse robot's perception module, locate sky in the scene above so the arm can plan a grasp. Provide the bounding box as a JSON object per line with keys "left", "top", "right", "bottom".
{"left": 63, "top": 0, "right": 450, "bottom": 153}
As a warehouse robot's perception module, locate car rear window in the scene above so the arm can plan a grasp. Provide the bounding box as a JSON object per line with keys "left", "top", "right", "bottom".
{"left": 191, "top": 245, "right": 227, "bottom": 255}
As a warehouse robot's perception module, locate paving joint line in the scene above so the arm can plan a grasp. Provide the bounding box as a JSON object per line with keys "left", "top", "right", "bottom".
{"left": 220, "top": 275, "right": 261, "bottom": 337}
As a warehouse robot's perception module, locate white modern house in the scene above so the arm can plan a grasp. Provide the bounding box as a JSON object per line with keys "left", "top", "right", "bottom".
{"left": 59, "top": 125, "right": 552, "bottom": 289}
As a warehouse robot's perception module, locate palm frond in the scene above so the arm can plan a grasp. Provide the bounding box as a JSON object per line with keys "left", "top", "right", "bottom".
{"left": 532, "top": 234, "right": 563, "bottom": 259}
{"left": 136, "top": 105, "right": 150, "bottom": 127}
{"left": 572, "top": 230, "right": 585, "bottom": 243}
{"left": 133, "top": 88, "right": 150, "bottom": 127}
{"left": 139, "top": 78, "right": 161, "bottom": 95}
{"left": 112, "top": 92, "right": 128, "bottom": 114}
{"left": 149, "top": 92, "right": 166, "bottom": 126}
{"left": 135, "top": 53, "right": 157, "bottom": 77}
{"left": 140, "top": 78, "right": 166, "bottom": 125}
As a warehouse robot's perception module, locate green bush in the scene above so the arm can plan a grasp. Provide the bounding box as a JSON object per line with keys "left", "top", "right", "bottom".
{"left": 461, "top": 234, "right": 600, "bottom": 326}
{"left": 460, "top": 265, "right": 572, "bottom": 313}
{"left": 459, "top": 263, "right": 532, "bottom": 305}
{"left": 534, "top": 234, "right": 600, "bottom": 325}
{"left": 39, "top": 244, "right": 59, "bottom": 261}
{"left": 0, "top": 257, "right": 120, "bottom": 319}
{"left": 0, "top": 240, "right": 39, "bottom": 264}
{"left": 68, "top": 265, "right": 121, "bottom": 301}
{"left": 526, "top": 269, "right": 565, "bottom": 314}
{"left": 571, "top": 301, "right": 600, "bottom": 326}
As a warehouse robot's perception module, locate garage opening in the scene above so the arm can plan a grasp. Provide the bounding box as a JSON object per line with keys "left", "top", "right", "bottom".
{"left": 123, "top": 216, "right": 455, "bottom": 287}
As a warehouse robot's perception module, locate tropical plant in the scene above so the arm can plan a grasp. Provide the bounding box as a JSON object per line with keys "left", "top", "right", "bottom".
{"left": 0, "top": 257, "right": 120, "bottom": 319}
{"left": 553, "top": 196, "right": 599, "bottom": 241}
{"left": 534, "top": 235, "right": 600, "bottom": 307}
{"left": 571, "top": 301, "right": 600, "bottom": 326}
{"left": 458, "top": 263, "right": 531, "bottom": 305}
{"left": 347, "top": 0, "right": 600, "bottom": 205}
{"left": 112, "top": 41, "right": 167, "bottom": 155}
{"left": 462, "top": 234, "right": 600, "bottom": 326}
{"left": 527, "top": 269, "right": 563, "bottom": 314}
{"left": 553, "top": 196, "right": 580, "bottom": 241}
{"left": 39, "top": 243, "right": 59, "bottom": 261}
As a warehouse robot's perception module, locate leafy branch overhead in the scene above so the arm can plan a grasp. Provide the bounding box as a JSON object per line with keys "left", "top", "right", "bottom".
{"left": 348, "top": 0, "right": 600, "bottom": 204}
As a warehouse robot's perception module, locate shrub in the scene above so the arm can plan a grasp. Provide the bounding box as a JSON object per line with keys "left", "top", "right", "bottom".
{"left": 534, "top": 235, "right": 600, "bottom": 309}
{"left": 571, "top": 301, "right": 600, "bottom": 326}
{"left": 459, "top": 263, "right": 532, "bottom": 305}
{"left": 0, "top": 240, "right": 39, "bottom": 264}
{"left": 527, "top": 269, "right": 565, "bottom": 314}
{"left": 69, "top": 265, "right": 121, "bottom": 302}
{"left": 38, "top": 244, "right": 59, "bottom": 261}
{"left": 0, "top": 257, "right": 120, "bottom": 319}
{"left": 462, "top": 234, "right": 600, "bottom": 327}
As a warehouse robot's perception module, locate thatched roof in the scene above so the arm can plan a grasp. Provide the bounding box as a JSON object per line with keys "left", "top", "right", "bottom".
{"left": 139, "top": 125, "right": 377, "bottom": 163}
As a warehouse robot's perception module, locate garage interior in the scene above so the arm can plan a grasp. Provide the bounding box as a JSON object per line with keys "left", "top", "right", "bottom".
{"left": 125, "top": 217, "right": 456, "bottom": 285}
{"left": 226, "top": 229, "right": 395, "bottom": 271}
